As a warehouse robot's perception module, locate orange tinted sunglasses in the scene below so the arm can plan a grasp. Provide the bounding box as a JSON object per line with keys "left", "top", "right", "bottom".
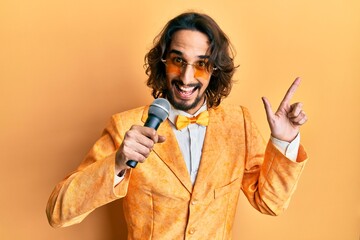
{"left": 161, "top": 56, "right": 217, "bottom": 78}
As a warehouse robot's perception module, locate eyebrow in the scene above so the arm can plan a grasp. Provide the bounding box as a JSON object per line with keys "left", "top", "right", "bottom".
{"left": 168, "top": 49, "right": 210, "bottom": 59}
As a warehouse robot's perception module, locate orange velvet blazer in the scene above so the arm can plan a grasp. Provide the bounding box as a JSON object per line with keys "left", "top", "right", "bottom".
{"left": 46, "top": 103, "right": 308, "bottom": 240}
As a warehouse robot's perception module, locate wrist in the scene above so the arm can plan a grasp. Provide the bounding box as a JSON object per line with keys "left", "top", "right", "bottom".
{"left": 115, "top": 150, "right": 129, "bottom": 174}
{"left": 271, "top": 131, "right": 299, "bottom": 143}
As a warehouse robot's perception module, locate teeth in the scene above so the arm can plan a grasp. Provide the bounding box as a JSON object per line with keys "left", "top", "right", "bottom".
{"left": 179, "top": 86, "right": 195, "bottom": 92}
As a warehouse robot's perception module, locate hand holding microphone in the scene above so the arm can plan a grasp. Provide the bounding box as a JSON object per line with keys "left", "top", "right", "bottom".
{"left": 115, "top": 98, "right": 170, "bottom": 170}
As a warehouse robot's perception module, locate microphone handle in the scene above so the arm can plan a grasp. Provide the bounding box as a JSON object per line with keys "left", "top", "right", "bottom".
{"left": 126, "top": 115, "right": 162, "bottom": 168}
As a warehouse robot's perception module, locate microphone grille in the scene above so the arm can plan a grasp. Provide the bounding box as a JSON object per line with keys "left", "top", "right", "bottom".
{"left": 148, "top": 98, "right": 171, "bottom": 121}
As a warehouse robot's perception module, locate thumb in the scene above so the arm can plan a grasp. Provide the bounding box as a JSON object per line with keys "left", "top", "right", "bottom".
{"left": 157, "top": 135, "right": 166, "bottom": 143}
{"left": 262, "top": 97, "right": 274, "bottom": 121}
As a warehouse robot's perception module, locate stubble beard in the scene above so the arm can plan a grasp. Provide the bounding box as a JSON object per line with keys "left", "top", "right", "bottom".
{"left": 166, "top": 89, "right": 205, "bottom": 113}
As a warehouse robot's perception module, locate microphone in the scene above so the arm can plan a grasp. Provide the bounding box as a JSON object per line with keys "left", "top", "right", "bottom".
{"left": 126, "top": 98, "right": 171, "bottom": 168}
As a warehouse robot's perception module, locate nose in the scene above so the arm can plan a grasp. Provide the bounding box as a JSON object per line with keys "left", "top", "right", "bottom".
{"left": 180, "top": 64, "right": 195, "bottom": 85}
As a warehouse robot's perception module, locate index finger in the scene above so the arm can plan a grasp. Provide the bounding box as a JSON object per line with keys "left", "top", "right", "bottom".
{"left": 280, "top": 77, "right": 301, "bottom": 106}
{"left": 140, "top": 126, "right": 158, "bottom": 142}
{"left": 129, "top": 125, "right": 157, "bottom": 143}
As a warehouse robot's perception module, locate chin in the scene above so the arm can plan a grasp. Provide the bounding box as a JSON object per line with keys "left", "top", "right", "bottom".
{"left": 168, "top": 93, "right": 204, "bottom": 113}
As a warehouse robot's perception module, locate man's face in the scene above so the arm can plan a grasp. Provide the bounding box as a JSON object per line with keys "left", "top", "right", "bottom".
{"left": 164, "top": 30, "right": 213, "bottom": 115}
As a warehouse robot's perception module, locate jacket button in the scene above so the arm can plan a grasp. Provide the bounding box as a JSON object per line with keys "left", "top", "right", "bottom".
{"left": 189, "top": 228, "right": 196, "bottom": 234}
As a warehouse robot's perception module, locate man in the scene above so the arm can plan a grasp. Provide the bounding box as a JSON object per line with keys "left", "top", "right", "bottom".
{"left": 47, "top": 12, "right": 308, "bottom": 239}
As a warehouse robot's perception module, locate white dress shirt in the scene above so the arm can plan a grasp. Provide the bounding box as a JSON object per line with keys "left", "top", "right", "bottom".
{"left": 167, "top": 103, "right": 208, "bottom": 184}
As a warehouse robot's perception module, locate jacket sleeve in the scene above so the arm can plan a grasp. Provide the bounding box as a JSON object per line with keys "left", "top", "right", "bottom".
{"left": 46, "top": 115, "right": 131, "bottom": 228}
{"left": 240, "top": 106, "right": 308, "bottom": 216}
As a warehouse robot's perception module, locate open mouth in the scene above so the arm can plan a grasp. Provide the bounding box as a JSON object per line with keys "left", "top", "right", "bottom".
{"left": 173, "top": 82, "right": 200, "bottom": 99}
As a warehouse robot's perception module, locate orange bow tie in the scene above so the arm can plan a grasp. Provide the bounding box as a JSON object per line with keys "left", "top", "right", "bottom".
{"left": 175, "top": 111, "right": 209, "bottom": 130}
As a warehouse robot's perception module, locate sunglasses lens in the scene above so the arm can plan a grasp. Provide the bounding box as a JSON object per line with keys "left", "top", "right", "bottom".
{"left": 194, "top": 65, "right": 209, "bottom": 78}
{"left": 166, "top": 63, "right": 182, "bottom": 75}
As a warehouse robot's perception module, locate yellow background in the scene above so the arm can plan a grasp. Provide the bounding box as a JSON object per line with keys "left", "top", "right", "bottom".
{"left": 1, "top": 1, "right": 359, "bottom": 239}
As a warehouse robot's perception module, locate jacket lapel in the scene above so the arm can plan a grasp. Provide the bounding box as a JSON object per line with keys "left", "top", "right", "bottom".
{"left": 141, "top": 107, "right": 193, "bottom": 193}
{"left": 192, "top": 106, "right": 228, "bottom": 192}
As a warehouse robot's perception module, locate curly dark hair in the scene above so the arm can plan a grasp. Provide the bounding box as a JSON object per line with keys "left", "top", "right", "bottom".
{"left": 145, "top": 12, "right": 237, "bottom": 108}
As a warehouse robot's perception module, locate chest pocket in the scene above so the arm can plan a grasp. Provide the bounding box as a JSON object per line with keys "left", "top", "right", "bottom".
{"left": 214, "top": 178, "right": 241, "bottom": 199}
